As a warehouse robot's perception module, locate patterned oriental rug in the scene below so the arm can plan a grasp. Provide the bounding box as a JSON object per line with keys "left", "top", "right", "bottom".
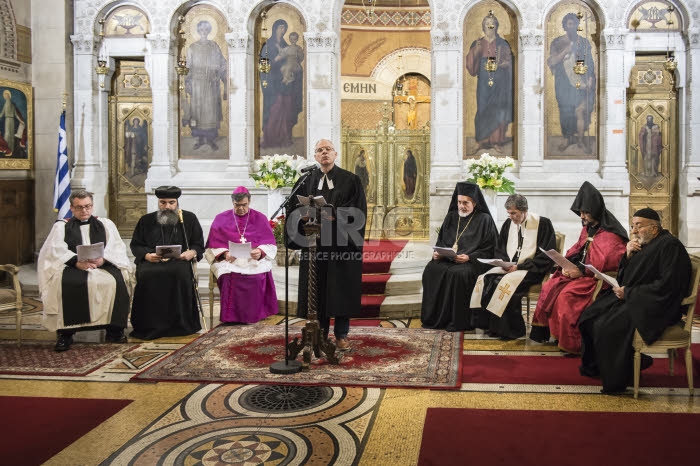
{"left": 418, "top": 408, "right": 700, "bottom": 466}
{"left": 132, "top": 325, "right": 463, "bottom": 389}
{"left": 0, "top": 341, "right": 140, "bottom": 376}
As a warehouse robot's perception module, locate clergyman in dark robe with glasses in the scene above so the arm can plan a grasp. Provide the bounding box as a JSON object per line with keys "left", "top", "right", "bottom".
{"left": 469, "top": 194, "right": 556, "bottom": 340}
{"left": 421, "top": 181, "right": 499, "bottom": 331}
{"left": 129, "top": 185, "right": 205, "bottom": 340}
{"left": 530, "top": 181, "right": 627, "bottom": 354}
{"left": 286, "top": 139, "right": 367, "bottom": 351}
{"left": 578, "top": 208, "right": 691, "bottom": 394}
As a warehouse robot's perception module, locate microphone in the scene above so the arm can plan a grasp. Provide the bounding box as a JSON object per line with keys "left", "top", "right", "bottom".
{"left": 300, "top": 164, "right": 319, "bottom": 174}
{"left": 178, "top": 209, "right": 184, "bottom": 224}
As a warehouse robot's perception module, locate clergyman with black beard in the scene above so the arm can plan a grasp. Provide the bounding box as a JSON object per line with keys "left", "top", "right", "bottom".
{"left": 129, "top": 185, "right": 205, "bottom": 339}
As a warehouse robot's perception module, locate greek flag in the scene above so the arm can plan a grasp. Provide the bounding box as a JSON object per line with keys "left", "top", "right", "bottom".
{"left": 53, "top": 110, "right": 72, "bottom": 219}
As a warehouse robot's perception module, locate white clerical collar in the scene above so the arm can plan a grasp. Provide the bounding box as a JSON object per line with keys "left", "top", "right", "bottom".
{"left": 318, "top": 173, "right": 334, "bottom": 190}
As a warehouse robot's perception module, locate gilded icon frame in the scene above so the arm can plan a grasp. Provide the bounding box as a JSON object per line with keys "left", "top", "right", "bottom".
{"left": 0, "top": 79, "right": 32, "bottom": 169}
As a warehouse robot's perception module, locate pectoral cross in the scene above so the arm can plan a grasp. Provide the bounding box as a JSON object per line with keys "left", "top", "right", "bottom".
{"left": 497, "top": 283, "right": 512, "bottom": 300}
{"left": 240, "top": 236, "right": 246, "bottom": 243}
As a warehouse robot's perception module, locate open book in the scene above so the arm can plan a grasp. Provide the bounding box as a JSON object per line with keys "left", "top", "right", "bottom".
{"left": 228, "top": 241, "right": 252, "bottom": 258}
{"left": 296, "top": 194, "right": 327, "bottom": 207}
{"left": 432, "top": 246, "right": 457, "bottom": 259}
{"left": 478, "top": 258, "right": 516, "bottom": 269}
{"left": 539, "top": 247, "right": 577, "bottom": 270}
{"left": 156, "top": 244, "right": 182, "bottom": 258}
{"left": 582, "top": 263, "right": 619, "bottom": 288}
{"left": 77, "top": 242, "right": 104, "bottom": 262}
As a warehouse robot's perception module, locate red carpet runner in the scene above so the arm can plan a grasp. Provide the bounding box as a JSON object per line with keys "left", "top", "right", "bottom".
{"left": 462, "top": 344, "right": 700, "bottom": 387}
{"left": 418, "top": 408, "right": 700, "bottom": 466}
{"left": 359, "top": 240, "right": 408, "bottom": 317}
{"left": 0, "top": 396, "right": 132, "bottom": 465}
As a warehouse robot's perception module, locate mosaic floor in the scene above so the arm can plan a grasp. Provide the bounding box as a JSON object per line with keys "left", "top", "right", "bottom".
{"left": 1, "top": 299, "right": 699, "bottom": 465}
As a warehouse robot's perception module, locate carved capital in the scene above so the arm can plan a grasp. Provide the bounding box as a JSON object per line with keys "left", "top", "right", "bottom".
{"left": 689, "top": 28, "right": 700, "bottom": 49}
{"left": 225, "top": 32, "right": 249, "bottom": 50}
{"left": 304, "top": 32, "right": 337, "bottom": 50}
{"left": 70, "top": 34, "right": 96, "bottom": 54}
{"left": 520, "top": 30, "right": 543, "bottom": 50}
{"left": 146, "top": 33, "right": 171, "bottom": 53}
{"left": 601, "top": 29, "right": 626, "bottom": 50}
{"left": 431, "top": 32, "right": 461, "bottom": 50}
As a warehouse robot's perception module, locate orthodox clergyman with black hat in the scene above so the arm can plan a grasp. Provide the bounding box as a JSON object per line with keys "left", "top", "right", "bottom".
{"left": 130, "top": 186, "right": 205, "bottom": 339}
{"left": 421, "top": 181, "right": 499, "bottom": 331}
{"left": 530, "top": 181, "right": 628, "bottom": 353}
{"left": 578, "top": 208, "right": 691, "bottom": 394}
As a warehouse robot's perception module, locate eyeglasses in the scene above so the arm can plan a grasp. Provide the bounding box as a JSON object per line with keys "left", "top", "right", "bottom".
{"left": 315, "top": 146, "right": 335, "bottom": 153}
{"left": 72, "top": 204, "right": 93, "bottom": 211}
{"left": 630, "top": 223, "right": 653, "bottom": 231}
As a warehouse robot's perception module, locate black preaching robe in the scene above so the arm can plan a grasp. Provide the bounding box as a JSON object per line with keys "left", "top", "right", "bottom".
{"left": 287, "top": 165, "right": 367, "bottom": 321}
{"left": 472, "top": 216, "right": 556, "bottom": 339}
{"left": 130, "top": 210, "right": 205, "bottom": 339}
{"left": 579, "top": 230, "right": 691, "bottom": 392}
{"left": 421, "top": 210, "right": 498, "bottom": 331}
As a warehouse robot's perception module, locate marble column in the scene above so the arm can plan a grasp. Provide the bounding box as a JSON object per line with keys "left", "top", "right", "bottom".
{"left": 518, "top": 29, "right": 544, "bottom": 174}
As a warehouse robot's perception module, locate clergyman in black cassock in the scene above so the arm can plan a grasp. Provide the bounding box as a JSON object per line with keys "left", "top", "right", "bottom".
{"left": 286, "top": 139, "right": 367, "bottom": 350}
{"left": 421, "top": 182, "right": 499, "bottom": 331}
{"left": 578, "top": 208, "right": 691, "bottom": 393}
{"left": 130, "top": 186, "right": 205, "bottom": 340}
{"left": 469, "top": 194, "right": 556, "bottom": 339}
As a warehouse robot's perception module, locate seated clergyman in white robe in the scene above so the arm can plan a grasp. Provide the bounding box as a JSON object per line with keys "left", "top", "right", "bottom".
{"left": 469, "top": 194, "right": 556, "bottom": 340}
{"left": 38, "top": 190, "right": 133, "bottom": 352}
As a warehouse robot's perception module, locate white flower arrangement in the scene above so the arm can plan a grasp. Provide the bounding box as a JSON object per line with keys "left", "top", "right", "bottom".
{"left": 251, "top": 154, "right": 308, "bottom": 189}
{"left": 465, "top": 153, "right": 516, "bottom": 194}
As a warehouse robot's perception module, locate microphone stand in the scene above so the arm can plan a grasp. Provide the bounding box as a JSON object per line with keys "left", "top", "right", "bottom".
{"left": 178, "top": 209, "right": 208, "bottom": 332}
{"left": 269, "top": 171, "right": 315, "bottom": 374}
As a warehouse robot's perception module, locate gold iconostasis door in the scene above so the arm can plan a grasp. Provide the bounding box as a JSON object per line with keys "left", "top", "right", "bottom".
{"left": 342, "top": 122, "right": 430, "bottom": 241}
{"left": 108, "top": 60, "right": 153, "bottom": 237}
{"left": 627, "top": 55, "right": 678, "bottom": 234}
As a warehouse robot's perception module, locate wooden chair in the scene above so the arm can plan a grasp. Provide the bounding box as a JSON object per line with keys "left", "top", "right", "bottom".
{"left": 0, "top": 264, "right": 23, "bottom": 346}
{"left": 524, "top": 231, "right": 565, "bottom": 323}
{"left": 632, "top": 255, "right": 700, "bottom": 398}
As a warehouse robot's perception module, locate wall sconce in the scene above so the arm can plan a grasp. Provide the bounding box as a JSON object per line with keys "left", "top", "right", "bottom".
{"left": 175, "top": 16, "right": 189, "bottom": 91}
{"left": 258, "top": 11, "right": 271, "bottom": 88}
{"left": 487, "top": 10, "right": 495, "bottom": 29}
{"left": 362, "top": 0, "right": 377, "bottom": 19}
{"left": 664, "top": 5, "right": 677, "bottom": 72}
{"left": 95, "top": 57, "right": 108, "bottom": 88}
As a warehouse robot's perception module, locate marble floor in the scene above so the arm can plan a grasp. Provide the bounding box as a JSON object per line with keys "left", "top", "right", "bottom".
{"left": 1, "top": 306, "right": 699, "bottom": 465}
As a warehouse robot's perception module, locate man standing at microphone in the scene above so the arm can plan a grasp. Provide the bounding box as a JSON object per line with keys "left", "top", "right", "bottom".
{"left": 130, "top": 186, "right": 205, "bottom": 339}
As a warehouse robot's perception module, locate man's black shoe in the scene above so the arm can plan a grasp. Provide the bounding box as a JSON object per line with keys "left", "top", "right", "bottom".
{"left": 640, "top": 353, "right": 654, "bottom": 371}
{"left": 54, "top": 334, "right": 73, "bottom": 352}
{"left": 105, "top": 331, "right": 128, "bottom": 344}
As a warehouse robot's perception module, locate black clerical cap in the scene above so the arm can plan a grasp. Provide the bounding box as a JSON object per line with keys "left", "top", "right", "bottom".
{"left": 570, "top": 181, "right": 628, "bottom": 241}
{"left": 633, "top": 207, "right": 660, "bottom": 221}
{"left": 448, "top": 181, "right": 492, "bottom": 217}
{"left": 155, "top": 186, "right": 182, "bottom": 199}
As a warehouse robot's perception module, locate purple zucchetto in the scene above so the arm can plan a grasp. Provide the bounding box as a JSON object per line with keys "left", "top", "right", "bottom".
{"left": 232, "top": 186, "right": 250, "bottom": 196}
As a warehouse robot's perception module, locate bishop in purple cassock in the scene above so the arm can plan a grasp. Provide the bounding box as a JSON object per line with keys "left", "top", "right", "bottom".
{"left": 205, "top": 187, "right": 279, "bottom": 324}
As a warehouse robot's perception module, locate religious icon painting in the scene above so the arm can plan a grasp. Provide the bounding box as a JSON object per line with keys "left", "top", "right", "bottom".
{"left": 463, "top": 1, "right": 517, "bottom": 159}
{"left": 178, "top": 5, "right": 229, "bottom": 160}
{"left": 0, "top": 79, "right": 32, "bottom": 169}
{"left": 255, "top": 3, "right": 307, "bottom": 159}
{"left": 544, "top": 2, "right": 599, "bottom": 159}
